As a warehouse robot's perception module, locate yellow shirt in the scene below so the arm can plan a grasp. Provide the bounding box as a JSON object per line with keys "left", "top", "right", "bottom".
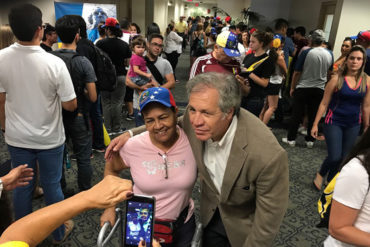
{"left": 0, "top": 242, "right": 29, "bottom": 247}
{"left": 175, "top": 21, "right": 187, "bottom": 33}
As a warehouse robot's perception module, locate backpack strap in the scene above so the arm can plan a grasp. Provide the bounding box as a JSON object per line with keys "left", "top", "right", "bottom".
{"left": 145, "top": 56, "right": 165, "bottom": 85}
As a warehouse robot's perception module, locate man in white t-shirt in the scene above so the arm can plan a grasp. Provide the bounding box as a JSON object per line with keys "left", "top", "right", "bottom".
{"left": 0, "top": 3, "right": 76, "bottom": 244}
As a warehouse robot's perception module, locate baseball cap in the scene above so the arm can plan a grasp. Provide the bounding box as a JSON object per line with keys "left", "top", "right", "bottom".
{"left": 139, "top": 87, "right": 176, "bottom": 112}
{"left": 310, "top": 29, "right": 326, "bottom": 43}
{"left": 216, "top": 31, "right": 241, "bottom": 57}
{"left": 350, "top": 31, "right": 370, "bottom": 42}
{"left": 225, "top": 16, "right": 231, "bottom": 23}
{"left": 102, "top": 17, "right": 120, "bottom": 28}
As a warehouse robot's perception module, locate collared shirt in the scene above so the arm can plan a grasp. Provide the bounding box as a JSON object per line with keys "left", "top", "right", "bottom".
{"left": 203, "top": 115, "right": 238, "bottom": 194}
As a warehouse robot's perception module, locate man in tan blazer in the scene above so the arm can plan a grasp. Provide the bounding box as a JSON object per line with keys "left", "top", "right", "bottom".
{"left": 106, "top": 72, "right": 289, "bottom": 247}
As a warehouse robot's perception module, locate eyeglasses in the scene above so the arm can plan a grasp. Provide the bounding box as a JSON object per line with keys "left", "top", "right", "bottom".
{"left": 158, "top": 152, "right": 168, "bottom": 179}
{"left": 150, "top": 42, "right": 164, "bottom": 48}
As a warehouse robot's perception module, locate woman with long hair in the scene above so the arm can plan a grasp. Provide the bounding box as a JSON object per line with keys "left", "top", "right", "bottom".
{"left": 241, "top": 31, "right": 278, "bottom": 116}
{"left": 164, "top": 23, "right": 183, "bottom": 80}
{"left": 0, "top": 25, "right": 16, "bottom": 49}
{"left": 324, "top": 127, "right": 370, "bottom": 246}
{"left": 333, "top": 37, "right": 355, "bottom": 72}
{"left": 190, "top": 23, "right": 206, "bottom": 65}
{"left": 311, "top": 45, "right": 370, "bottom": 190}
{"left": 259, "top": 35, "right": 288, "bottom": 125}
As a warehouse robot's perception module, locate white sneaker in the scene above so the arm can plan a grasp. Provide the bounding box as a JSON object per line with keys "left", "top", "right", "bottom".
{"left": 282, "top": 137, "right": 296, "bottom": 147}
{"left": 306, "top": 141, "right": 314, "bottom": 148}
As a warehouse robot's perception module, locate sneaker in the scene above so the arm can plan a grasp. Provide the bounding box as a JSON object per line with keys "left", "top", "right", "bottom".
{"left": 298, "top": 126, "right": 307, "bottom": 135}
{"left": 306, "top": 141, "right": 314, "bottom": 148}
{"left": 52, "top": 219, "right": 74, "bottom": 244}
{"left": 70, "top": 154, "right": 77, "bottom": 161}
{"left": 112, "top": 128, "right": 127, "bottom": 135}
{"left": 282, "top": 137, "right": 296, "bottom": 147}
{"left": 126, "top": 114, "right": 134, "bottom": 121}
{"left": 92, "top": 147, "right": 106, "bottom": 153}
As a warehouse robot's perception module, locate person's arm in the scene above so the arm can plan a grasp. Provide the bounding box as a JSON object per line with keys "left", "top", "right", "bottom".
{"left": 311, "top": 75, "right": 337, "bottom": 138}
{"left": 101, "top": 152, "right": 129, "bottom": 226}
{"left": 1, "top": 164, "right": 33, "bottom": 191}
{"left": 290, "top": 71, "right": 302, "bottom": 97}
{"left": 133, "top": 65, "right": 152, "bottom": 79}
{"left": 0, "top": 175, "right": 133, "bottom": 247}
{"left": 0, "top": 92, "right": 5, "bottom": 130}
{"left": 235, "top": 75, "right": 251, "bottom": 96}
{"left": 172, "top": 31, "right": 183, "bottom": 43}
{"left": 248, "top": 73, "right": 269, "bottom": 87}
{"left": 61, "top": 98, "right": 77, "bottom": 112}
{"left": 243, "top": 149, "right": 289, "bottom": 246}
{"left": 85, "top": 82, "right": 97, "bottom": 102}
{"left": 277, "top": 52, "right": 288, "bottom": 76}
{"left": 328, "top": 200, "right": 370, "bottom": 246}
{"left": 361, "top": 77, "right": 370, "bottom": 132}
{"left": 162, "top": 73, "right": 175, "bottom": 89}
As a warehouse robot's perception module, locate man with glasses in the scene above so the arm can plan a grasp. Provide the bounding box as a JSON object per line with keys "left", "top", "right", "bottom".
{"left": 40, "top": 23, "right": 57, "bottom": 52}
{"left": 0, "top": 3, "right": 76, "bottom": 243}
{"left": 126, "top": 33, "right": 175, "bottom": 126}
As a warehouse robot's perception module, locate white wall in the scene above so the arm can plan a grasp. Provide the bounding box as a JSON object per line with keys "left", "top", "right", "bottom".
{"left": 331, "top": 0, "right": 370, "bottom": 58}
{"left": 131, "top": 0, "right": 146, "bottom": 34}
{"left": 0, "top": 0, "right": 130, "bottom": 26}
{"left": 184, "top": 3, "right": 216, "bottom": 17}
{"left": 218, "top": 0, "right": 251, "bottom": 22}
{"left": 153, "top": 0, "right": 168, "bottom": 35}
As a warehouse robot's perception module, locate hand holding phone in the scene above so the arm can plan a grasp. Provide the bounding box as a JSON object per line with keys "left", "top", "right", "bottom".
{"left": 124, "top": 195, "right": 156, "bottom": 247}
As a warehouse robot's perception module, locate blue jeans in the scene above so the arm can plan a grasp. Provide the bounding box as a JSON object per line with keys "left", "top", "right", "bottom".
{"left": 134, "top": 108, "right": 145, "bottom": 127}
{"left": 242, "top": 97, "right": 265, "bottom": 117}
{"left": 63, "top": 115, "right": 92, "bottom": 191}
{"left": 8, "top": 144, "right": 65, "bottom": 241}
{"left": 319, "top": 124, "right": 360, "bottom": 182}
{"left": 90, "top": 92, "right": 105, "bottom": 149}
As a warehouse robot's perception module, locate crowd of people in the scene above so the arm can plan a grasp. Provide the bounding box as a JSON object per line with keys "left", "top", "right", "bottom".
{"left": 0, "top": 2, "right": 370, "bottom": 247}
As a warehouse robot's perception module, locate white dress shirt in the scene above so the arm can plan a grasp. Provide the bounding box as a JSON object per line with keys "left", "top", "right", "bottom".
{"left": 203, "top": 116, "right": 238, "bottom": 194}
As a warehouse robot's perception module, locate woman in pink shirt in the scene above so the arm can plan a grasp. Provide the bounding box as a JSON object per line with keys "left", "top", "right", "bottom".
{"left": 101, "top": 87, "right": 197, "bottom": 247}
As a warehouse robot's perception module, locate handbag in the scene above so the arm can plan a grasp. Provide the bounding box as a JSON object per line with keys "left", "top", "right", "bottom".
{"left": 154, "top": 205, "right": 189, "bottom": 244}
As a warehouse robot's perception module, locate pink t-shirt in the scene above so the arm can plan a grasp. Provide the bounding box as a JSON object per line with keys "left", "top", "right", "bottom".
{"left": 120, "top": 126, "right": 197, "bottom": 221}
{"left": 128, "top": 53, "right": 147, "bottom": 78}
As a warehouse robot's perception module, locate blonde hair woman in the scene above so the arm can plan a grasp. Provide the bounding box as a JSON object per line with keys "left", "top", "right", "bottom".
{"left": 0, "top": 25, "right": 16, "bottom": 49}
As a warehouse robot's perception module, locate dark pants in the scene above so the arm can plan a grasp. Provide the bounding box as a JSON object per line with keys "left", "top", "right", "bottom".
{"left": 203, "top": 209, "right": 231, "bottom": 247}
{"left": 242, "top": 97, "right": 265, "bottom": 117}
{"left": 165, "top": 51, "right": 180, "bottom": 79}
{"left": 62, "top": 115, "right": 92, "bottom": 191}
{"left": 161, "top": 214, "right": 196, "bottom": 247}
{"left": 177, "top": 32, "right": 186, "bottom": 50}
{"left": 287, "top": 88, "right": 324, "bottom": 142}
{"left": 319, "top": 124, "right": 360, "bottom": 182}
{"left": 134, "top": 108, "right": 145, "bottom": 127}
{"left": 89, "top": 92, "right": 105, "bottom": 149}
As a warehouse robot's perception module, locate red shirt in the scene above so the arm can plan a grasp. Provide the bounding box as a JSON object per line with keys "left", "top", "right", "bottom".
{"left": 189, "top": 53, "right": 241, "bottom": 79}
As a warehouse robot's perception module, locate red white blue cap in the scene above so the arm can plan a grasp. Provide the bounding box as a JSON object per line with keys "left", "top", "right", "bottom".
{"left": 216, "top": 31, "right": 240, "bottom": 57}
{"left": 139, "top": 87, "right": 176, "bottom": 112}
{"left": 350, "top": 31, "right": 370, "bottom": 42}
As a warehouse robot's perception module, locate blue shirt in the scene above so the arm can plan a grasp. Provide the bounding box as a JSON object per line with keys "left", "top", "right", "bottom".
{"left": 283, "top": 36, "right": 294, "bottom": 67}
{"left": 365, "top": 48, "right": 370, "bottom": 76}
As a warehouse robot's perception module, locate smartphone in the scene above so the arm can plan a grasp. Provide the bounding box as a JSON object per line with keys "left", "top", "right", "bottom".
{"left": 124, "top": 195, "right": 156, "bottom": 247}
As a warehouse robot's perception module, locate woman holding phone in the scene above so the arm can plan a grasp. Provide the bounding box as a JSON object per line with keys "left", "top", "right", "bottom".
{"left": 101, "top": 87, "right": 197, "bottom": 247}
{"left": 311, "top": 45, "right": 370, "bottom": 190}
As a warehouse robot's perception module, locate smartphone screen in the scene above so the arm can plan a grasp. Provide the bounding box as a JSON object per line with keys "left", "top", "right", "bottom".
{"left": 124, "top": 195, "right": 155, "bottom": 247}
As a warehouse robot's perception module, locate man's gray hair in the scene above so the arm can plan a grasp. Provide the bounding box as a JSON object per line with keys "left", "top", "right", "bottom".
{"left": 186, "top": 72, "right": 241, "bottom": 115}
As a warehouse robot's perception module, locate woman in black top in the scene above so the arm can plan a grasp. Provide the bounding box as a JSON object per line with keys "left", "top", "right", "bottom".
{"left": 241, "top": 31, "right": 277, "bottom": 116}
{"left": 96, "top": 18, "right": 131, "bottom": 134}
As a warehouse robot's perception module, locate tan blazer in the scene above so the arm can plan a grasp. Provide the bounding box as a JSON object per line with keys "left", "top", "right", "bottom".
{"left": 181, "top": 108, "right": 289, "bottom": 247}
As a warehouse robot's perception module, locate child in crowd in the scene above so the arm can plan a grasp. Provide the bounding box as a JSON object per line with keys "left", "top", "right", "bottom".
{"left": 128, "top": 36, "right": 152, "bottom": 86}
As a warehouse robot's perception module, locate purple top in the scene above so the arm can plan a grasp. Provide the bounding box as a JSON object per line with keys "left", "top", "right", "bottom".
{"left": 128, "top": 53, "right": 147, "bottom": 77}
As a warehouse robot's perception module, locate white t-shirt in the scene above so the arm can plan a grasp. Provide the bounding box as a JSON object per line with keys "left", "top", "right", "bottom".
{"left": 324, "top": 156, "right": 370, "bottom": 247}
{"left": 0, "top": 43, "right": 76, "bottom": 149}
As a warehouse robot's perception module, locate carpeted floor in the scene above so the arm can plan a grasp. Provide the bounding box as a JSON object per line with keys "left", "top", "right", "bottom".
{"left": 0, "top": 48, "right": 330, "bottom": 246}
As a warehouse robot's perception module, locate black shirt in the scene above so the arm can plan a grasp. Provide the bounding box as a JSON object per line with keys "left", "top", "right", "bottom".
{"left": 76, "top": 38, "right": 97, "bottom": 70}
{"left": 40, "top": 43, "right": 52, "bottom": 52}
{"left": 242, "top": 53, "right": 275, "bottom": 99}
{"left": 96, "top": 37, "right": 131, "bottom": 76}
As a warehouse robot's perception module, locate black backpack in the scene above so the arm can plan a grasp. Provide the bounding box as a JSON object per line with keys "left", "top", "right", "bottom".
{"left": 92, "top": 46, "right": 117, "bottom": 92}
{"left": 50, "top": 50, "right": 84, "bottom": 119}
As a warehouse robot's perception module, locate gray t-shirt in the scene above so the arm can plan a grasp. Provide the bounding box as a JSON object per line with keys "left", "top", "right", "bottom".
{"left": 133, "top": 56, "right": 173, "bottom": 109}
{"left": 295, "top": 47, "right": 333, "bottom": 90}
